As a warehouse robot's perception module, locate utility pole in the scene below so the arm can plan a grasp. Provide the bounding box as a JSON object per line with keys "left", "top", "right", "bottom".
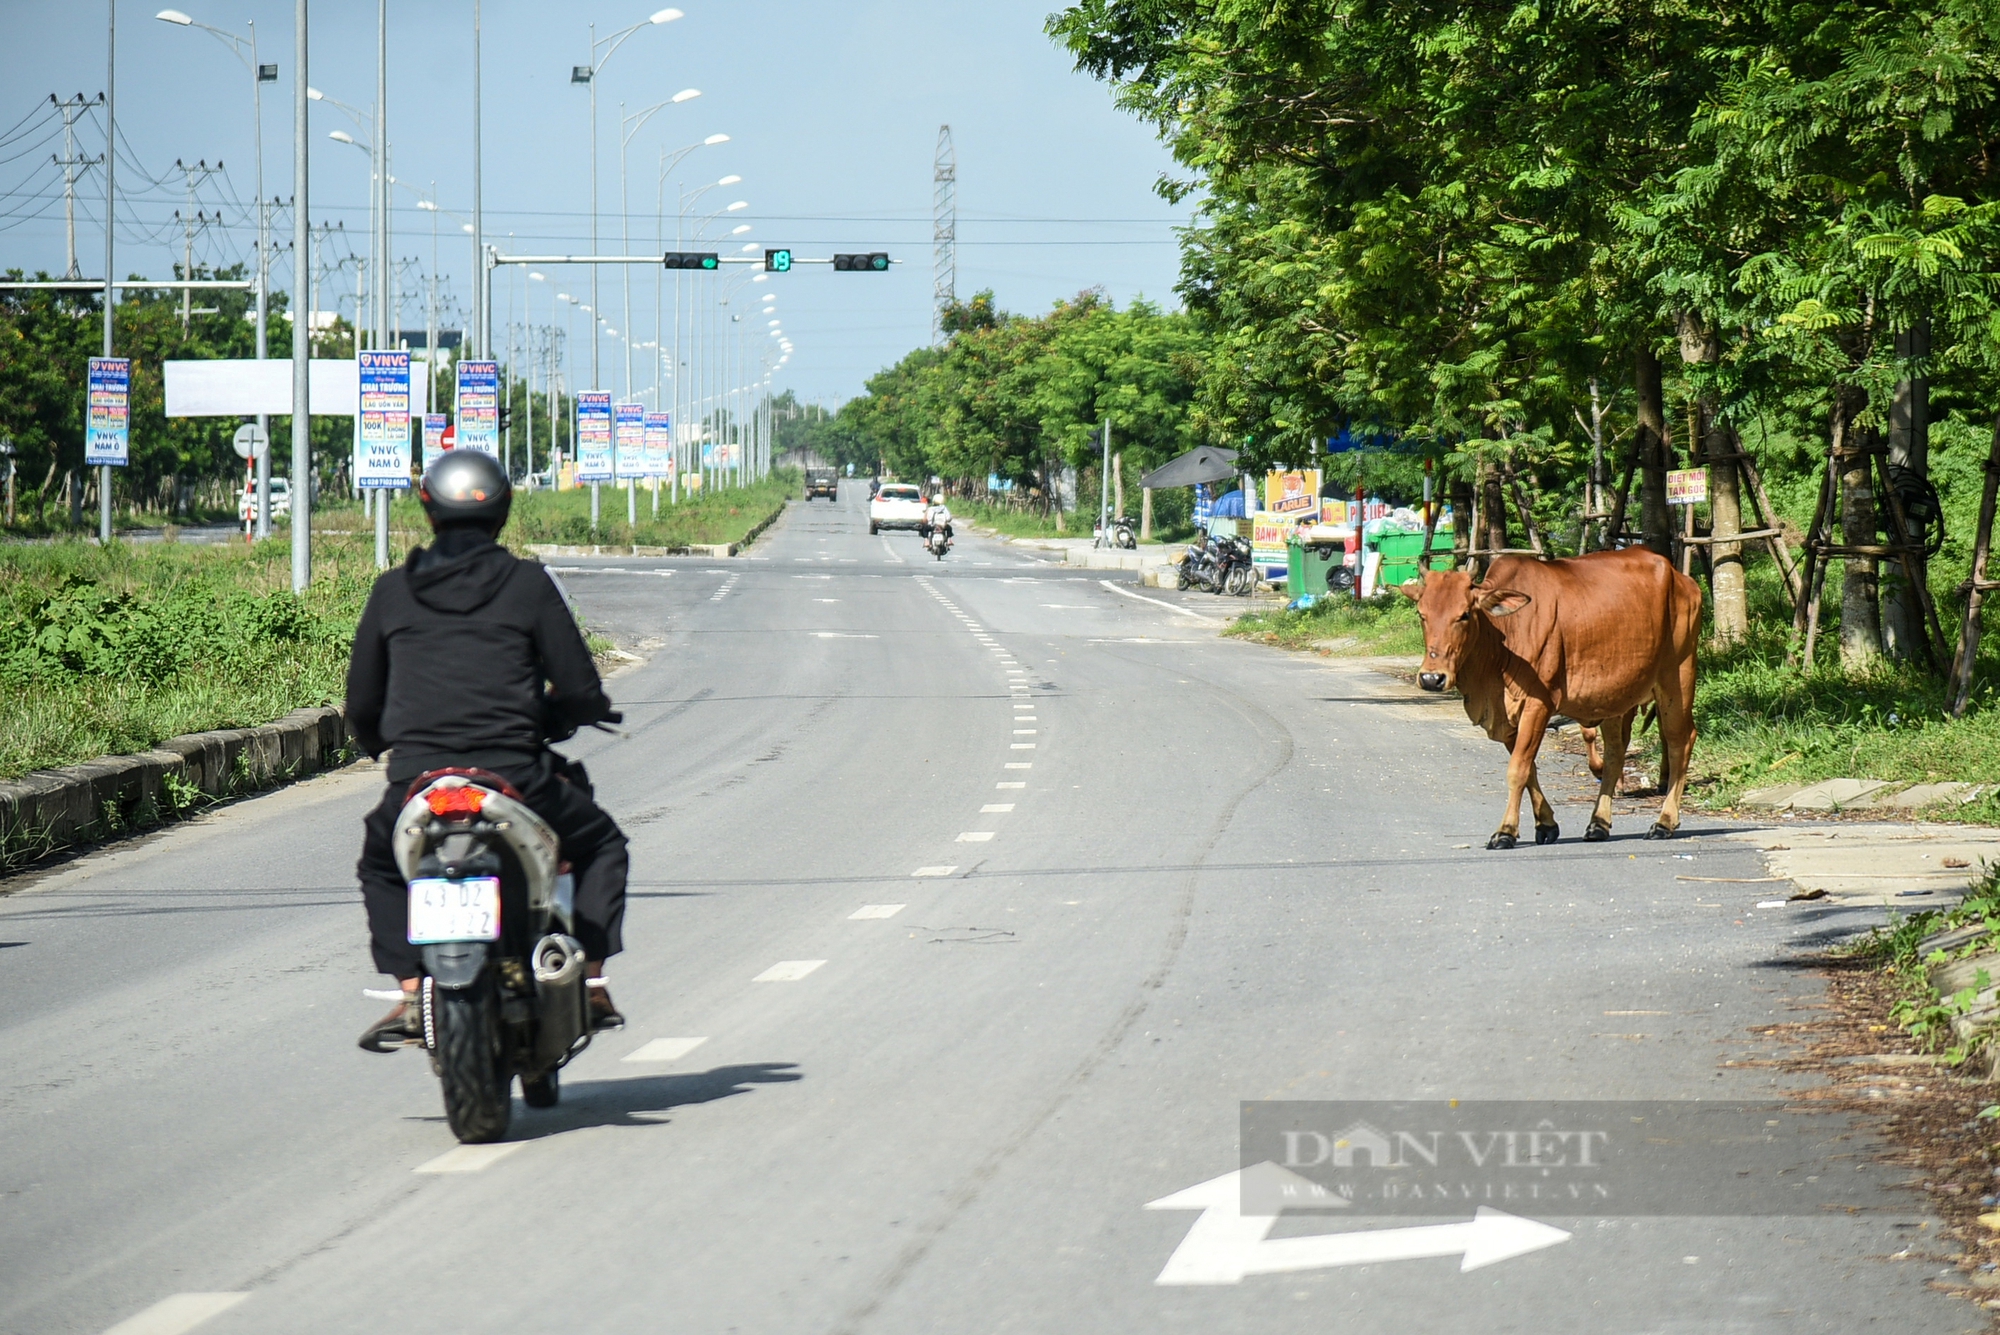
{"left": 52, "top": 93, "right": 104, "bottom": 281}
{"left": 173, "top": 160, "right": 221, "bottom": 329}
{"left": 373, "top": 0, "right": 389, "bottom": 568}
{"left": 99, "top": 0, "right": 116, "bottom": 545}
{"left": 291, "top": 0, "right": 312, "bottom": 592}
{"left": 932, "top": 124, "right": 955, "bottom": 345}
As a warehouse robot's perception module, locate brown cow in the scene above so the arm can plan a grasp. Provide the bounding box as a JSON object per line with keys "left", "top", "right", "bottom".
{"left": 1399, "top": 548, "right": 1701, "bottom": 849}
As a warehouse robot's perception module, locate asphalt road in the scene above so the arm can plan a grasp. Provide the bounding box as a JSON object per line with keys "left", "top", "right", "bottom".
{"left": 0, "top": 488, "right": 1971, "bottom": 1334}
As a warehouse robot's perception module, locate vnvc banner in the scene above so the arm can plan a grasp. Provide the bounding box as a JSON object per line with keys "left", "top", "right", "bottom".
{"left": 643, "top": 412, "right": 672, "bottom": 479}
{"left": 455, "top": 359, "right": 500, "bottom": 458}
{"left": 613, "top": 402, "right": 646, "bottom": 481}
{"left": 574, "top": 393, "right": 613, "bottom": 482}
{"left": 421, "top": 413, "right": 447, "bottom": 471}
{"left": 355, "top": 351, "right": 412, "bottom": 490}
{"left": 84, "top": 356, "right": 131, "bottom": 466}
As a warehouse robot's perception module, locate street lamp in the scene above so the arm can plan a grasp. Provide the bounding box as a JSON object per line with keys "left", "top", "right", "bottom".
{"left": 573, "top": 7, "right": 681, "bottom": 393}
{"left": 618, "top": 88, "right": 699, "bottom": 399}
{"left": 158, "top": 6, "right": 278, "bottom": 537}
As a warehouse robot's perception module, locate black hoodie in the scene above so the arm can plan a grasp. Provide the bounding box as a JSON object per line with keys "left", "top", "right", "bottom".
{"left": 344, "top": 531, "right": 614, "bottom": 781}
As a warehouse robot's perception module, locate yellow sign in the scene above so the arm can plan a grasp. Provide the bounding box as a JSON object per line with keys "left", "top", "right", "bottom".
{"left": 1263, "top": 469, "right": 1322, "bottom": 517}
{"left": 1666, "top": 468, "right": 1708, "bottom": 505}
{"left": 684, "top": 470, "right": 703, "bottom": 492}
{"left": 557, "top": 460, "right": 578, "bottom": 491}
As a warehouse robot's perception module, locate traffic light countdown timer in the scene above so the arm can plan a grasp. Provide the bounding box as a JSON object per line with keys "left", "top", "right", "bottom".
{"left": 764, "top": 248, "right": 792, "bottom": 272}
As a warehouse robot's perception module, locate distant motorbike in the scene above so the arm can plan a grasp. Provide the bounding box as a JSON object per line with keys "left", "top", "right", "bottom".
{"left": 1094, "top": 515, "right": 1136, "bottom": 550}
{"left": 1213, "top": 534, "right": 1258, "bottom": 596}
{"left": 388, "top": 763, "right": 613, "bottom": 1142}
{"left": 925, "top": 523, "right": 953, "bottom": 560}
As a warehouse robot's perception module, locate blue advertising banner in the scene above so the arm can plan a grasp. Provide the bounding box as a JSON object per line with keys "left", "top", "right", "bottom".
{"left": 643, "top": 411, "right": 672, "bottom": 479}
{"left": 356, "top": 351, "right": 413, "bottom": 489}
{"left": 614, "top": 402, "right": 646, "bottom": 481}
{"left": 455, "top": 359, "right": 500, "bottom": 458}
{"left": 575, "top": 392, "right": 613, "bottom": 482}
{"left": 84, "top": 357, "right": 131, "bottom": 466}
{"left": 421, "top": 413, "right": 448, "bottom": 470}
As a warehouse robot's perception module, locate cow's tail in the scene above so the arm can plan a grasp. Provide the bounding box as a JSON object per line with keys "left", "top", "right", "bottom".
{"left": 1638, "top": 703, "right": 1659, "bottom": 735}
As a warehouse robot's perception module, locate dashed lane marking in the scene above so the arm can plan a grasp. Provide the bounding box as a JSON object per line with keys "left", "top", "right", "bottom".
{"left": 754, "top": 960, "right": 827, "bottom": 982}
{"left": 622, "top": 1037, "right": 709, "bottom": 1063}
{"left": 956, "top": 831, "right": 996, "bottom": 842}
{"left": 101, "top": 1294, "right": 249, "bottom": 1335}
{"left": 416, "top": 1143, "right": 525, "bottom": 1174}
{"left": 912, "top": 865, "right": 958, "bottom": 877}
{"left": 982, "top": 803, "right": 1016, "bottom": 812}
{"left": 1011, "top": 743, "right": 1037, "bottom": 750}
{"left": 1004, "top": 762, "right": 1032, "bottom": 769}
{"left": 850, "top": 904, "right": 906, "bottom": 919}
{"left": 996, "top": 781, "right": 1026, "bottom": 789}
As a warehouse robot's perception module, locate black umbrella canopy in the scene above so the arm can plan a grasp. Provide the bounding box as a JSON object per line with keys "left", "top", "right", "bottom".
{"left": 1139, "top": 446, "right": 1240, "bottom": 489}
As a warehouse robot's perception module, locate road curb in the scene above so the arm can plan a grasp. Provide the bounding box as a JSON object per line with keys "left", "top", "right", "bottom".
{"left": 522, "top": 498, "right": 789, "bottom": 561}
{"left": 0, "top": 706, "right": 352, "bottom": 870}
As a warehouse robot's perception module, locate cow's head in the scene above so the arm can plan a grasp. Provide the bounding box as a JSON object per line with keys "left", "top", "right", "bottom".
{"left": 1398, "top": 571, "right": 1532, "bottom": 692}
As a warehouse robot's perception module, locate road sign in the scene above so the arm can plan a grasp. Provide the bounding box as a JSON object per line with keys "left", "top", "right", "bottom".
{"left": 455, "top": 360, "right": 500, "bottom": 458}
{"left": 232, "top": 423, "right": 269, "bottom": 460}
{"left": 663, "top": 252, "right": 719, "bottom": 270}
{"left": 1667, "top": 467, "right": 1708, "bottom": 505}
{"left": 764, "top": 248, "right": 792, "bottom": 272}
{"left": 832, "top": 252, "right": 890, "bottom": 272}
{"left": 84, "top": 357, "right": 131, "bottom": 467}
{"left": 441, "top": 424, "right": 456, "bottom": 450}
{"left": 355, "top": 350, "right": 413, "bottom": 489}
{"left": 643, "top": 411, "right": 672, "bottom": 478}
{"left": 1145, "top": 1164, "right": 1570, "bottom": 1285}
{"left": 575, "top": 393, "right": 613, "bottom": 483}
{"left": 614, "top": 402, "right": 646, "bottom": 480}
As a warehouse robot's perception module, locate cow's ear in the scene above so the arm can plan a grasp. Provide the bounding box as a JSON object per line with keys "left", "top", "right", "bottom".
{"left": 1396, "top": 577, "right": 1424, "bottom": 602}
{"left": 1476, "top": 587, "right": 1532, "bottom": 618}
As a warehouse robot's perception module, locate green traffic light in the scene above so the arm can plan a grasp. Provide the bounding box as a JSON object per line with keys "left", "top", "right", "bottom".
{"left": 701, "top": 255, "right": 718, "bottom": 270}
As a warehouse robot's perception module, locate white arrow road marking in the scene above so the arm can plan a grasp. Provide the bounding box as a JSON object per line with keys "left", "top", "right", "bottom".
{"left": 1145, "top": 1163, "right": 1571, "bottom": 1285}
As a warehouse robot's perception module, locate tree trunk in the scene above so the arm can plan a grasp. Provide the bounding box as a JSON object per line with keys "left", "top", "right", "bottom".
{"left": 1635, "top": 344, "right": 1672, "bottom": 557}
{"left": 1948, "top": 414, "right": 2000, "bottom": 715}
{"left": 1140, "top": 486, "right": 1152, "bottom": 542}
{"left": 1834, "top": 387, "right": 1883, "bottom": 669}
{"left": 1883, "top": 320, "right": 1931, "bottom": 661}
{"left": 1480, "top": 457, "right": 1508, "bottom": 557}
{"left": 1678, "top": 315, "right": 1746, "bottom": 643}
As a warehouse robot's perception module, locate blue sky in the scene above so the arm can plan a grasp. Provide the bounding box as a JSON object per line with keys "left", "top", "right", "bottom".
{"left": 0, "top": 0, "right": 1190, "bottom": 407}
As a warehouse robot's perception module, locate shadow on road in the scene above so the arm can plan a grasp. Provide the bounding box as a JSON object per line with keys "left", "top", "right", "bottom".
{"left": 512, "top": 1061, "right": 803, "bottom": 1138}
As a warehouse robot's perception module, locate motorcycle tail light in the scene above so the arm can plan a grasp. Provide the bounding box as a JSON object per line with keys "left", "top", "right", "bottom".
{"left": 426, "top": 786, "right": 487, "bottom": 818}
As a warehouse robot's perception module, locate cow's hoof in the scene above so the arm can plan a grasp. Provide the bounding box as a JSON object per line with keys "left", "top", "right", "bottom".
{"left": 1486, "top": 832, "right": 1518, "bottom": 851}
{"left": 1584, "top": 822, "right": 1611, "bottom": 842}
{"left": 1645, "top": 823, "right": 1675, "bottom": 840}
{"left": 1535, "top": 823, "right": 1560, "bottom": 846}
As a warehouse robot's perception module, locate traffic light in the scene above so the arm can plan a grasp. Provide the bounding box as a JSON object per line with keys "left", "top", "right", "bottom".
{"left": 833, "top": 252, "right": 890, "bottom": 272}
{"left": 764, "top": 248, "right": 792, "bottom": 272}
{"left": 497, "top": 404, "right": 513, "bottom": 432}
{"left": 662, "top": 252, "right": 719, "bottom": 270}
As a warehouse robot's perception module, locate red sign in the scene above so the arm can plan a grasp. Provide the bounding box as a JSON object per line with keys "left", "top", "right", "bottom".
{"left": 440, "top": 424, "right": 457, "bottom": 451}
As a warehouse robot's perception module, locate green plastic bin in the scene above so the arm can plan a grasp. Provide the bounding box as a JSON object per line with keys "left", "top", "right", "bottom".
{"left": 1374, "top": 530, "right": 1454, "bottom": 590}
{"left": 1287, "top": 540, "right": 1349, "bottom": 596}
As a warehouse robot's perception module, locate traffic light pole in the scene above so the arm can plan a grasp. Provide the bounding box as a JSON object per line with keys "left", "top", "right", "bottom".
{"left": 487, "top": 253, "right": 899, "bottom": 268}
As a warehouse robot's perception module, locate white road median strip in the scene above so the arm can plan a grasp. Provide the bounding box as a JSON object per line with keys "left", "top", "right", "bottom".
{"left": 1097, "top": 579, "right": 1217, "bottom": 622}
{"left": 912, "top": 865, "right": 959, "bottom": 876}
{"left": 622, "top": 1037, "right": 709, "bottom": 1064}
{"left": 101, "top": 1293, "right": 249, "bottom": 1335}
{"left": 754, "top": 960, "right": 827, "bottom": 982}
{"left": 957, "top": 831, "right": 996, "bottom": 842}
{"left": 850, "top": 904, "right": 906, "bottom": 919}
{"left": 416, "top": 1143, "right": 524, "bottom": 1174}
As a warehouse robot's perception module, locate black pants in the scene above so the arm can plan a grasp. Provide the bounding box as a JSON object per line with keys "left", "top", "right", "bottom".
{"left": 356, "top": 754, "right": 628, "bottom": 978}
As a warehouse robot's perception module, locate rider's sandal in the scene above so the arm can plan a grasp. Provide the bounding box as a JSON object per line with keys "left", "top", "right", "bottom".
{"left": 587, "top": 981, "right": 625, "bottom": 1033}
{"left": 357, "top": 996, "right": 422, "bottom": 1053}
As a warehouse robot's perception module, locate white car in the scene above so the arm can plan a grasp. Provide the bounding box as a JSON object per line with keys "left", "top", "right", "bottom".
{"left": 240, "top": 476, "right": 292, "bottom": 522}
{"left": 869, "top": 483, "right": 925, "bottom": 535}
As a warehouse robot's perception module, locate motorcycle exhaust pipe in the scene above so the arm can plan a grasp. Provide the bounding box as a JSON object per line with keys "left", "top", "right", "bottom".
{"left": 532, "top": 934, "right": 587, "bottom": 988}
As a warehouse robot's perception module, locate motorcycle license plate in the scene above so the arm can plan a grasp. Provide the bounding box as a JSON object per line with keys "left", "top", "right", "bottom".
{"left": 407, "top": 877, "right": 502, "bottom": 944}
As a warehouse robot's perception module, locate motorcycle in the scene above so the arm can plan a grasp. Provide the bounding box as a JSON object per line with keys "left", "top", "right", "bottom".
{"left": 1177, "top": 536, "right": 1216, "bottom": 591}
{"left": 1094, "top": 515, "right": 1137, "bottom": 550}
{"left": 925, "top": 522, "right": 953, "bottom": 560}
{"left": 388, "top": 765, "right": 605, "bottom": 1143}
{"left": 1212, "top": 534, "right": 1259, "bottom": 596}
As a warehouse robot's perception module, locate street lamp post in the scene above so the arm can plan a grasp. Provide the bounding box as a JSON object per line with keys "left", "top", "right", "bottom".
{"left": 572, "top": 7, "right": 681, "bottom": 396}
{"left": 156, "top": 7, "right": 277, "bottom": 538}
{"left": 618, "top": 88, "right": 698, "bottom": 400}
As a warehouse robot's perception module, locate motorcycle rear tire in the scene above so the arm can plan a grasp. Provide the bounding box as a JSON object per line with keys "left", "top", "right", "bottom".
{"left": 1176, "top": 570, "right": 1190, "bottom": 591}
{"left": 521, "top": 1070, "right": 560, "bottom": 1109}
{"left": 1226, "top": 565, "right": 1255, "bottom": 596}
{"left": 435, "top": 979, "right": 512, "bottom": 1143}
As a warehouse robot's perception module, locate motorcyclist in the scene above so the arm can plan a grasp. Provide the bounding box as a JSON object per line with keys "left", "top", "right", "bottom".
{"left": 921, "top": 483, "right": 953, "bottom": 545}
{"left": 345, "top": 451, "right": 630, "bottom": 1052}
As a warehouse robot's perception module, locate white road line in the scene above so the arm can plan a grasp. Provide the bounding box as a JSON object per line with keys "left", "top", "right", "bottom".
{"left": 850, "top": 904, "right": 906, "bottom": 919}
{"left": 416, "top": 1143, "right": 525, "bottom": 1174}
{"left": 622, "top": 1037, "right": 709, "bottom": 1064}
{"left": 996, "top": 781, "right": 1026, "bottom": 789}
{"left": 982, "top": 803, "right": 1016, "bottom": 812}
{"left": 1011, "top": 743, "right": 1037, "bottom": 750}
{"left": 1016, "top": 715, "right": 1038, "bottom": 721}
{"left": 956, "top": 831, "right": 996, "bottom": 842}
{"left": 912, "top": 865, "right": 959, "bottom": 877}
{"left": 1014, "top": 729, "right": 1038, "bottom": 735}
{"left": 754, "top": 960, "right": 827, "bottom": 982}
{"left": 814, "top": 632, "right": 880, "bottom": 638}
{"left": 1097, "top": 579, "right": 1218, "bottom": 622}
{"left": 1004, "top": 762, "right": 1032, "bottom": 769}
{"left": 101, "top": 1294, "right": 249, "bottom": 1335}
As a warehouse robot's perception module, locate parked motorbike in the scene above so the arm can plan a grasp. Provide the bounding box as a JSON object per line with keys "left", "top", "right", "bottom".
{"left": 1213, "top": 534, "right": 1258, "bottom": 596}
{"left": 1177, "top": 537, "right": 1216, "bottom": 591}
{"left": 389, "top": 765, "right": 605, "bottom": 1143}
{"left": 1094, "top": 515, "right": 1137, "bottom": 550}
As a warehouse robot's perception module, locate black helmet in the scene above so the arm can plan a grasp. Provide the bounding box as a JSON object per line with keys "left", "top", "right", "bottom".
{"left": 419, "top": 450, "right": 511, "bottom": 530}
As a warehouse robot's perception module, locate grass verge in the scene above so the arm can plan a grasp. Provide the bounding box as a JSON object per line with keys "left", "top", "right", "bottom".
{"left": 1224, "top": 594, "right": 1426, "bottom": 658}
